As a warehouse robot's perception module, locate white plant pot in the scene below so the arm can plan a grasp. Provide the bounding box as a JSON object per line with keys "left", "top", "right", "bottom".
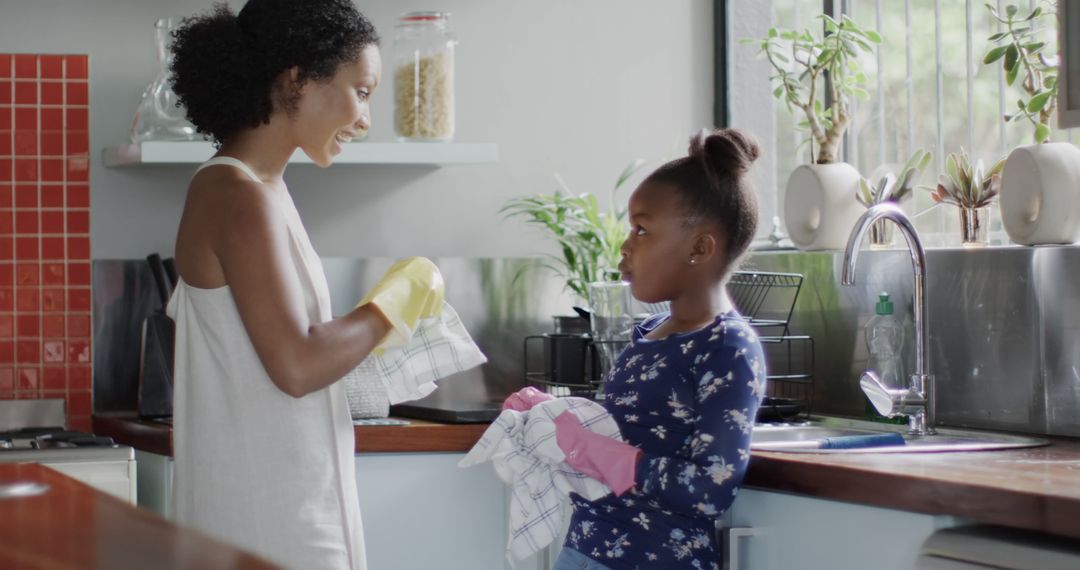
{"left": 1000, "top": 142, "right": 1080, "bottom": 246}
{"left": 783, "top": 162, "right": 864, "bottom": 251}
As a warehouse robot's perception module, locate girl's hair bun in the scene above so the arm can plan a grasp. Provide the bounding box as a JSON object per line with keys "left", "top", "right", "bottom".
{"left": 646, "top": 127, "right": 761, "bottom": 272}
{"left": 689, "top": 128, "right": 761, "bottom": 179}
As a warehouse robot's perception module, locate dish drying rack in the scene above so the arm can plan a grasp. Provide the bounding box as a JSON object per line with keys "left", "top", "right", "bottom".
{"left": 728, "top": 271, "right": 815, "bottom": 420}
{"left": 522, "top": 271, "right": 816, "bottom": 418}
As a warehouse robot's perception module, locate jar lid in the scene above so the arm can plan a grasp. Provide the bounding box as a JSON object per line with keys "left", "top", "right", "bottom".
{"left": 398, "top": 11, "right": 449, "bottom": 23}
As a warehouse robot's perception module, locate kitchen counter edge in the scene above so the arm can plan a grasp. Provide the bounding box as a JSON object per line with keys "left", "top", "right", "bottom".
{"left": 92, "top": 413, "right": 490, "bottom": 455}
{"left": 93, "top": 414, "right": 1080, "bottom": 541}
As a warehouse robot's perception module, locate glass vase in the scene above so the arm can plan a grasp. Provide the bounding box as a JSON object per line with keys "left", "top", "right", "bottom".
{"left": 130, "top": 18, "right": 197, "bottom": 143}
{"left": 959, "top": 205, "right": 991, "bottom": 247}
{"left": 868, "top": 218, "right": 894, "bottom": 249}
{"left": 587, "top": 281, "right": 633, "bottom": 400}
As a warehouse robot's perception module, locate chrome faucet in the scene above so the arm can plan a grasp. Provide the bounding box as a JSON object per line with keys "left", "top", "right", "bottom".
{"left": 841, "top": 203, "right": 935, "bottom": 436}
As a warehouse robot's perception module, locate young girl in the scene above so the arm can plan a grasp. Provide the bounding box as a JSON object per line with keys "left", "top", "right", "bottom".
{"left": 167, "top": 2, "right": 441, "bottom": 568}
{"left": 545, "top": 127, "right": 767, "bottom": 569}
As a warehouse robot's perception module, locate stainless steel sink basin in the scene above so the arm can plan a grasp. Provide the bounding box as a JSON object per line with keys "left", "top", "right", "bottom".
{"left": 751, "top": 417, "right": 1050, "bottom": 454}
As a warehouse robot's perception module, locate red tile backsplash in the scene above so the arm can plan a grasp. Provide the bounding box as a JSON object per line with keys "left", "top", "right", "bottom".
{"left": 0, "top": 53, "right": 92, "bottom": 430}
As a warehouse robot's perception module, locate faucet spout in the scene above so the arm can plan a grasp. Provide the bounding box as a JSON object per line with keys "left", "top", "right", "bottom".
{"left": 842, "top": 203, "right": 934, "bottom": 435}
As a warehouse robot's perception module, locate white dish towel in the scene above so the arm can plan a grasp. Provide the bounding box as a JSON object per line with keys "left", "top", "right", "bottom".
{"left": 344, "top": 301, "right": 487, "bottom": 417}
{"left": 458, "top": 397, "right": 621, "bottom": 563}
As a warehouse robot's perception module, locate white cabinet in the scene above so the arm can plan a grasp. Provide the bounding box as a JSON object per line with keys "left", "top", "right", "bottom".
{"left": 134, "top": 449, "right": 542, "bottom": 570}
{"left": 356, "top": 452, "right": 512, "bottom": 570}
{"left": 722, "top": 488, "right": 961, "bottom": 570}
{"left": 134, "top": 449, "right": 173, "bottom": 517}
{"left": 44, "top": 457, "right": 138, "bottom": 504}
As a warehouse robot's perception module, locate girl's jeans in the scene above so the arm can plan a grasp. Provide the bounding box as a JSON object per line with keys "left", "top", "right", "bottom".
{"left": 552, "top": 547, "right": 614, "bottom": 570}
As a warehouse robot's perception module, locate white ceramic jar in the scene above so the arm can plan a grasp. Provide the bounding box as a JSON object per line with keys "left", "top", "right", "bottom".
{"left": 783, "top": 162, "right": 865, "bottom": 250}
{"left": 999, "top": 142, "right": 1080, "bottom": 245}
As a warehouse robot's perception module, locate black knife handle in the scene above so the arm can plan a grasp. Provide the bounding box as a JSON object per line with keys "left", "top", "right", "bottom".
{"left": 147, "top": 254, "right": 171, "bottom": 307}
{"left": 162, "top": 257, "right": 179, "bottom": 289}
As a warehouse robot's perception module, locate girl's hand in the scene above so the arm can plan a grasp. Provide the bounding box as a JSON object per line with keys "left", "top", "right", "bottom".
{"left": 553, "top": 410, "right": 641, "bottom": 496}
{"left": 500, "top": 386, "right": 555, "bottom": 411}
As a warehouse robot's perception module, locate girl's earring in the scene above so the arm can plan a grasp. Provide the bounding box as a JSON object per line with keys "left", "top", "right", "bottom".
{"left": 689, "top": 257, "right": 697, "bottom": 265}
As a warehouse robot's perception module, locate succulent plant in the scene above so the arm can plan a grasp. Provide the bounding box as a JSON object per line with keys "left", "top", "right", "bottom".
{"left": 856, "top": 149, "right": 933, "bottom": 208}
{"left": 927, "top": 148, "right": 1007, "bottom": 209}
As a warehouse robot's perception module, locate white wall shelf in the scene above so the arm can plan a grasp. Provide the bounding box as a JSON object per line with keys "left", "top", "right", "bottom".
{"left": 103, "top": 141, "right": 499, "bottom": 167}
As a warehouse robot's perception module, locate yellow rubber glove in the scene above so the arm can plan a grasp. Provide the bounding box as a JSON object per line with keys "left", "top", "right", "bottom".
{"left": 358, "top": 257, "right": 445, "bottom": 353}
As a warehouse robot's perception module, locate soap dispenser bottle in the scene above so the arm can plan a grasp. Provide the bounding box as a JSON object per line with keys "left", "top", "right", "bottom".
{"left": 865, "top": 292, "right": 905, "bottom": 421}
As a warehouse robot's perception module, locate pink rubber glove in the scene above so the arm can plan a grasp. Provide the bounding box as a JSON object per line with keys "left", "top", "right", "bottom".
{"left": 553, "top": 410, "right": 641, "bottom": 496}
{"left": 501, "top": 387, "right": 555, "bottom": 411}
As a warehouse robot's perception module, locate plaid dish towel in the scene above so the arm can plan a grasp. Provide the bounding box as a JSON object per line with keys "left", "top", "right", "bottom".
{"left": 458, "top": 397, "right": 621, "bottom": 563}
{"left": 343, "top": 301, "right": 487, "bottom": 417}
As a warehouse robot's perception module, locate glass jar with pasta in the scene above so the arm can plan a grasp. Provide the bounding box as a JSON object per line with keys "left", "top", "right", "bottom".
{"left": 393, "top": 11, "right": 457, "bottom": 142}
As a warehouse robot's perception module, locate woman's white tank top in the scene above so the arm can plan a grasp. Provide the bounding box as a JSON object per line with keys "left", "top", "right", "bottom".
{"left": 167, "top": 156, "right": 365, "bottom": 569}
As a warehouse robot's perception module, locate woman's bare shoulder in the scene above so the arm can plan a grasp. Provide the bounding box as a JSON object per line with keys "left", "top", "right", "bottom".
{"left": 176, "top": 167, "right": 285, "bottom": 287}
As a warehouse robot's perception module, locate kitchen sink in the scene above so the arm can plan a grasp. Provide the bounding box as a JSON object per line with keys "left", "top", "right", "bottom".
{"left": 751, "top": 417, "right": 1050, "bottom": 454}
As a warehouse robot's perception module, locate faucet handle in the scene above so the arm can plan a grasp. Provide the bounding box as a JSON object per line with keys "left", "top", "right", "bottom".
{"left": 860, "top": 370, "right": 929, "bottom": 419}
{"left": 860, "top": 371, "right": 897, "bottom": 417}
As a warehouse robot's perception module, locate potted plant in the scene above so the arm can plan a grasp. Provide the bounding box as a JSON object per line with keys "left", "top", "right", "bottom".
{"left": 747, "top": 15, "right": 881, "bottom": 250}
{"left": 857, "top": 149, "right": 933, "bottom": 249}
{"left": 984, "top": 2, "right": 1058, "bottom": 144}
{"left": 987, "top": 2, "right": 1080, "bottom": 245}
{"left": 500, "top": 159, "right": 647, "bottom": 329}
{"left": 924, "top": 148, "right": 1006, "bottom": 247}
{"left": 856, "top": 149, "right": 933, "bottom": 248}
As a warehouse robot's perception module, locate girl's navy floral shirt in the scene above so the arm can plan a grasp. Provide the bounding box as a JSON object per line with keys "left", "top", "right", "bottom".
{"left": 564, "top": 311, "right": 766, "bottom": 570}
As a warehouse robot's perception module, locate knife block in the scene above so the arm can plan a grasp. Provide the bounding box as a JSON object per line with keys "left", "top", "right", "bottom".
{"left": 137, "top": 309, "right": 175, "bottom": 418}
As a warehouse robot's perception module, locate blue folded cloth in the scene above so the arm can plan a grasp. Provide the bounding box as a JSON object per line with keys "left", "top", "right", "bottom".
{"left": 818, "top": 432, "right": 906, "bottom": 449}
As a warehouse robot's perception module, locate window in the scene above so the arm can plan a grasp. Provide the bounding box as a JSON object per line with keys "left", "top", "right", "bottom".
{"left": 726, "top": 0, "right": 1079, "bottom": 247}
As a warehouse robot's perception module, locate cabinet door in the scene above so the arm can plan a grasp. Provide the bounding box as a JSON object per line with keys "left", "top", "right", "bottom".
{"left": 356, "top": 452, "right": 512, "bottom": 570}
{"left": 134, "top": 449, "right": 173, "bottom": 517}
{"left": 723, "top": 489, "right": 958, "bottom": 570}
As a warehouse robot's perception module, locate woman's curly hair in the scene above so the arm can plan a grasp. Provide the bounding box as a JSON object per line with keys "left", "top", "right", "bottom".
{"left": 169, "top": 0, "right": 379, "bottom": 145}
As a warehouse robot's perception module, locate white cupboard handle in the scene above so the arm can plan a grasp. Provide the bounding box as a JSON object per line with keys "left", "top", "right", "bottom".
{"left": 725, "top": 526, "right": 757, "bottom": 570}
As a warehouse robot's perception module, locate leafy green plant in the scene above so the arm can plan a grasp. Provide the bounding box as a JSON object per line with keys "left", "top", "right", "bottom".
{"left": 983, "top": 1, "right": 1058, "bottom": 143}
{"left": 746, "top": 15, "right": 881, "bottom": 164}
{"left": 500, "top": 160, "right": 647, "bottom": 301}
{"left": 926, "top": 148, "right": 1006, "bottom": 208}
{"left": 856, "top": 149, "right": 933, "bottom": 207}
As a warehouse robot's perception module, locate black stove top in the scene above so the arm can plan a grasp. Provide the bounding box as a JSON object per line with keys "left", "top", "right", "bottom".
{"left": 0, "top": 427, "right": 116, "bottom": 450}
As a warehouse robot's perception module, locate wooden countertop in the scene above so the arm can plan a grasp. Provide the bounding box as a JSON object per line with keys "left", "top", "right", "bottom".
{"left": 92, "top": 413, "right": 490, "bottom": 456}
{"left": 747, "top": 438, "right": 1080, "bottom": 540}
{"left": 0, "top": 463, "right": 278, "bottom": 569}
{"left": 92, "top": 413, "right": 1080, "bottom": 540}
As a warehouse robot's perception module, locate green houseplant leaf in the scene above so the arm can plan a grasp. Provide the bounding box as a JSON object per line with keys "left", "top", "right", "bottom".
{"left": 983, "top": 2, "right": 1058, "bottom": 143}
{"left": 501, "top": 160, "right": 648, "bottom": 302}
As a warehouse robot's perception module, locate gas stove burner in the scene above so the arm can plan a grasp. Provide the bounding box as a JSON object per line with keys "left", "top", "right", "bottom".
{"left": 31, "top": 433, "right": 116, "bottom": 449}
{"left": 0, "top": 426, "right": 66, "bottom": 439}
{"left": 0, "top": 428, "right": 116, "bottom": 451}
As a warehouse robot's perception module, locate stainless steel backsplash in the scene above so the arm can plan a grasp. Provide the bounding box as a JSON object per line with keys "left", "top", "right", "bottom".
{"left": 94, "top": 247, "right": 1080, "bottom": 438}
{"left": 744, "top": 245, "right": 1080, "bottom": 438}
{"left": 93, "top": 258, "right": 583, "bottom": 413}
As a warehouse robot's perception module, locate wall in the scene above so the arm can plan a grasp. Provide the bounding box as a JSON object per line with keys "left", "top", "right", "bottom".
{"left": 0, "top": 53, "right": 94, "bottom": 430}
{"left": 0, "top": 0, "right": 715, "bottom": 259}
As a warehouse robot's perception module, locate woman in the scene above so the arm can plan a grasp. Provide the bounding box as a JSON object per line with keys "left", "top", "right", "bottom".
{"left": 167, "top": 1, "right": 440, "bottom": 568}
